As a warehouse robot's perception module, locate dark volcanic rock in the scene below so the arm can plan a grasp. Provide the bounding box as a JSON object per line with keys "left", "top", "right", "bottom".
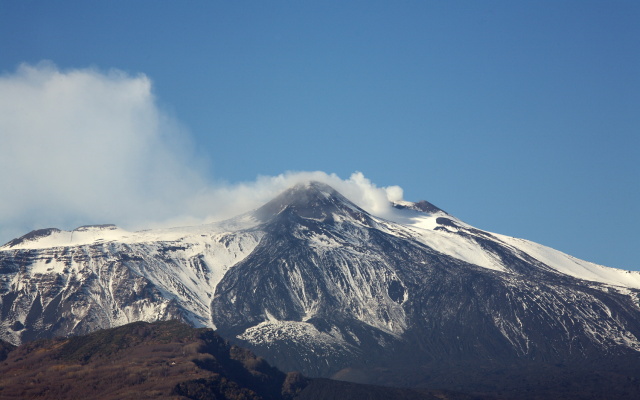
{"left": 0, "top": 338, "right": 14, "bottom": 362}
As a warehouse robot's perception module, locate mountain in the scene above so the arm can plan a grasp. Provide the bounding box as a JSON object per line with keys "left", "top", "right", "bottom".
{"left": 2, "top": 181, "right": 640, "bottom": 396}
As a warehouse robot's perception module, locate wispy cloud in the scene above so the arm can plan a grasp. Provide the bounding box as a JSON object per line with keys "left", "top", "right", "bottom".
{"left": 0, "top": 62, "right": 404, "bottom": 242}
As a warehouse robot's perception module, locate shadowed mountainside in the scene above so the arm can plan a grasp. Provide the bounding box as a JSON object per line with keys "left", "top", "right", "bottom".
{"left": 0, "top": 321, "right": 464, "bottom": 400}
{"left": 1, "top": 319, "right": 639, "bottom": 399}
{"left": 0, "top": 337, "right": 14, "bottom": 361}
{"left": 0, "top": 320, "right": 307, "bottom": 400}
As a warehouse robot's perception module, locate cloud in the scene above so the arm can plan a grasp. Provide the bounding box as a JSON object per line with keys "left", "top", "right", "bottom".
{"left": 0, "top": 62, "right": 404, "bottom": 243}
{"left": 195, "top": 171, "right": 405, "bottom": 224}
{"left": 0, "top": 62, "right": 207, "bottom": 240}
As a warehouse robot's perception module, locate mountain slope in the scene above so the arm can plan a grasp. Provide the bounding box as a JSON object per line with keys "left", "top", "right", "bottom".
{"left": 213, "top": 183, "right": 640, "bottom": 376}
{"left": 1, "top": 181, "right": 639, "bottom": 390}
{"left": 0, "top": 320, "right": 307, "bottom": 400}
{"left": 0, "top": 320, "right": 481, "bottom": 400}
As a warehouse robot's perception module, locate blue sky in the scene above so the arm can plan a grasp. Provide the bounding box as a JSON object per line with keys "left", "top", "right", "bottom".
{"left": 1, "top": 1, "right": 638, "bottom": 270}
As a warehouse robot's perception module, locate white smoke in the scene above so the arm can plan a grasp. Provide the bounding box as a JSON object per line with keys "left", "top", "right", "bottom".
{"left": 0, "top": 62, "right": 405, "bottom": 242}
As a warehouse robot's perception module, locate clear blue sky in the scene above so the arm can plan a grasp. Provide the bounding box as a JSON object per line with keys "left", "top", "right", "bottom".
{"left": 1, "top": 1, "right": 638, "bottom": 270}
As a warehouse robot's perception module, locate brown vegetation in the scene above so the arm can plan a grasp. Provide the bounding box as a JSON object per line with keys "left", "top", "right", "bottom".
{"left": 0, "top": 320, "right": 306, "bottom": 400}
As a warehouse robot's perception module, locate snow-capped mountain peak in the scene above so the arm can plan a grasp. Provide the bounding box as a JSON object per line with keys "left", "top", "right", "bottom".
{"left": 253, "top": 181, "right": 372, "bottom": 225}
{"left": 1, "top": 181, "right": 640, "bottom": 381}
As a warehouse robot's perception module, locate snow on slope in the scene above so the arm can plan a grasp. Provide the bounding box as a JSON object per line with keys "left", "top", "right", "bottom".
{"left": 0, "top": 214, "right": 264, "bottom": 334}
{"left": 0, "top": 214, "right": 261, "bottom": 251}
{"left": 385, "top": 202, "right": 640, "bottom": 288}
{"left": 495, "top": 234, "right": 640, "bottom": 289}
{"left": 2, "top": 195, "right": 637, "bottom": 294}
{"left": 385, "top": 205, "right": 508, "bottom": 272}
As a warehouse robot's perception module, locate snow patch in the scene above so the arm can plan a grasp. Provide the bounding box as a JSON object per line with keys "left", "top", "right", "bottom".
{"left": 237, "top": 320, "right": 351, "bottom": 351}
